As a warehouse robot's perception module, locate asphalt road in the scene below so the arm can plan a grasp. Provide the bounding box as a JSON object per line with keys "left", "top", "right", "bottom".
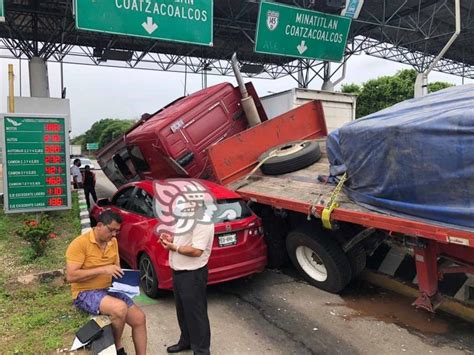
{"left": 119, "top": 268, "right": 473, "bottom": 355}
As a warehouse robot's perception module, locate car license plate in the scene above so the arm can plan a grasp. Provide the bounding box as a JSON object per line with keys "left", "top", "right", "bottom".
{"left": 218, "top": 234, "right": 237, "bottom": 247}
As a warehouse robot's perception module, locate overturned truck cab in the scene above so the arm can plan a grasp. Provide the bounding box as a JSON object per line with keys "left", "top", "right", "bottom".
{"left": 97, "top": 82, "right": 267, "bottom": 188}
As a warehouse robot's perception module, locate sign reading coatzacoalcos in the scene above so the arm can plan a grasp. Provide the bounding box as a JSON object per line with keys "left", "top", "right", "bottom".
{"left": 1, "top": 114, "right": 72, "bottom": 213}
{"left": 255, "top": 1, "right": 352, "bottom": 62}
{"left": 75, "top": 0, "right": 213, "bottom": 46}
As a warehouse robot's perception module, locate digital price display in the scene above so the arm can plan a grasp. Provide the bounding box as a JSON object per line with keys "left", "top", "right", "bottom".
{"left": 1, "top": 115, "right": 71, "bottom": 213}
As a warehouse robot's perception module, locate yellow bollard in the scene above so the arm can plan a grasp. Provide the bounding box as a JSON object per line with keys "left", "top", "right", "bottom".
{"left": 8, "top": 64, "right": 15, "bottom": 113}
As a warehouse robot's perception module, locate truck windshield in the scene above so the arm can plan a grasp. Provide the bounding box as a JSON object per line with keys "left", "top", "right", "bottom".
{"left": 212, "top": 199, "right": 253, "bottom": 223}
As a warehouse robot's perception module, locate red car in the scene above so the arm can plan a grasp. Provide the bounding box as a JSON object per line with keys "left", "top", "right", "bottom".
{"left": 90, "top": 179, "right": 267, "bottom": 297}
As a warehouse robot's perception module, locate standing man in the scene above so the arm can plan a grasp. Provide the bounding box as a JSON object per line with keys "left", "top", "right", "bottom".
{"left": 83, "top": 165, "right": 98, "bottom": 209}
{"left": 160, "top": 205, "right": 214, "bottom": 355}
{"left": 66, "top": 210, "right": 147, "bottom": 355}
{"left": 71, "top": 158, "right": 83, "bottom": 189}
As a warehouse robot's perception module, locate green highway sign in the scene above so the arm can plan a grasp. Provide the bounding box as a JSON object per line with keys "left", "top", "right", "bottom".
{"left": 1, "top": 114, "right": 72, "bottom": 213}
{"left": 75, "top": 0, "right": 213, "bottom": 46}
{"left": 86, "top": 142, "right": 99, "bottom": 151}
{"left": 0, "top": 0, "right": 4, "bottom": 22}
{"left": 255, "top": 2, "right": 352, "bottom": 62}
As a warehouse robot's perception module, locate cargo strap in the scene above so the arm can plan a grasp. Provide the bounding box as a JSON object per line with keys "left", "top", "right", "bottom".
{"left": 321, "top": 173, "right": 347, "bottom": 230}
{"left": 232, "top": 152, "right": 278, "bottom": 190}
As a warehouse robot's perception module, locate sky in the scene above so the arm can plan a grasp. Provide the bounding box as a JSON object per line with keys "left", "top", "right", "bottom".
{"left": 0, "top": 53, "right": 472, "bottom": 137}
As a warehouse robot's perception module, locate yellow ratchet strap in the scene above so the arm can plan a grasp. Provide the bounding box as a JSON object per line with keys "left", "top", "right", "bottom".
{"left": 321, "top": 173, "right": 347, "bottom": 230}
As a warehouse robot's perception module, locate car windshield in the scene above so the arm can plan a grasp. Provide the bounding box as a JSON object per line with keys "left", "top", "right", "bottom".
{"left": 212, "top": 199, "right": 253, "bottom": 223}
{"left": 81, "top": 159, "right": 92, "bottom": 165}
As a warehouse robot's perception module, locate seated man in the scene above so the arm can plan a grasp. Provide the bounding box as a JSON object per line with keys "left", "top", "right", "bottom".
{"left": 66, "top": 210, "right": 147, "bottom": 355}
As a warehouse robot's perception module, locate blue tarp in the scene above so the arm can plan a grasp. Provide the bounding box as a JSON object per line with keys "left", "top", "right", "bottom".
{"left": 327, "top": 84, "right": 474, "bottom": 229}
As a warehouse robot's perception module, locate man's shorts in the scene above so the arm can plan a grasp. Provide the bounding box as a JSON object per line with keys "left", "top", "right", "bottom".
{"left": 74, "top": 289, "right": 134, "bottom": 315}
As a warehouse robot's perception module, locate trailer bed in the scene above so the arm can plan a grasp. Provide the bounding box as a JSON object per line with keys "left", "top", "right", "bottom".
{"left": 231, "top": 141, "right": 474, "bottom": 247}
{"left": 208, "top": 102, "right": 474, "bottom": 248}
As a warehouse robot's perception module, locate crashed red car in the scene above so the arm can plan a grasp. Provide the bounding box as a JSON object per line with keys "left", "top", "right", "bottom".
{"left": 90, "top": 179, "right": 267, "bottom": 297}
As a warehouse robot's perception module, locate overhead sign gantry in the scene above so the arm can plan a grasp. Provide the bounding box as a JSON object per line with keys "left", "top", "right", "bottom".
{"left": 75, "top": 0, "right": 214, "bottom": 46}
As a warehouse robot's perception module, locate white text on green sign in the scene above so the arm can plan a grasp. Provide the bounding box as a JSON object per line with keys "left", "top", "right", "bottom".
{"left": 86, "top": 143, "right": 99, "bottom": 150}
{"left": 255, "top": 2, "right": 352, "bottom": 62}
{"left": 1, "top": 115, "right": 72, "bottom": 213}
{"left": 75, "top": 0, "right": 213, "bottom": 46}
{"left": 0, "top": 0, "right": 5, "bottom": 22}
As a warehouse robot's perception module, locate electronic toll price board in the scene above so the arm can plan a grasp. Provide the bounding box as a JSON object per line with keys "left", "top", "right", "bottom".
{"left": 1, "top": 114, "right": 72, "bottom": 213}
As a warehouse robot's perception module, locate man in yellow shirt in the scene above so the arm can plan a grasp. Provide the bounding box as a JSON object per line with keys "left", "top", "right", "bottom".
{"left": 66, "top": 210, "right": 147, "bottom": 355}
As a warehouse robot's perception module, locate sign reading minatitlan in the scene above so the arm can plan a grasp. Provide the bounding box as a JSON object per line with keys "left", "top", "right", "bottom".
{"left": 255, "top": 2, "right": 352, "bottom": 62}
{"left": 0, "top": 0, "right": 5, "bottom": 22}
{"left": 75, "top": 0, "right": 213, "bottom": 46}
{"left": 1, "top": 114, "right": 72, "bottom": 213}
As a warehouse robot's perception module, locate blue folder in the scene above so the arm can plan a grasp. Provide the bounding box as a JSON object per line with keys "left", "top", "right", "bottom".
{"left": 112, "top": 269, "right": 140, "bottom": 287}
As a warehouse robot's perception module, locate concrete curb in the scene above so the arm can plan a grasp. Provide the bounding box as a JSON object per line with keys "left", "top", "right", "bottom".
{"left": 75, "top": 189, "right": 91, "bottom": 234}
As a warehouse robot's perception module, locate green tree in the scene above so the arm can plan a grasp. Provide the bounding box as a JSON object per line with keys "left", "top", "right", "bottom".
{"left": 340, "top": 83, "right": 361, "bottom": 95}
{"left": 341, "top": 69, "right": 454, "bottom": 118}
{"left": 78, "top": 118, "right": 135, "bottom": 151}
{"left": 428, "top": 81, "right": 453, "bottom": 93}
{"left": 98, "top": 120, "right": 135, "bottom": 148}
{"left": 70, "top": 134, "right": 85, "bottom": 145}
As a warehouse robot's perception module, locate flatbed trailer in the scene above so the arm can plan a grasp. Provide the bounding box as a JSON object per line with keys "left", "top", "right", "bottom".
{"left": 207, "top": 101, "right": 474, "bottom": 312}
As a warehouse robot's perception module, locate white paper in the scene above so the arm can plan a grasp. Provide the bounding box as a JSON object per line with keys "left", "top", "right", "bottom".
{"left": 70, "top": 336, "right": 88, "bottom": 351}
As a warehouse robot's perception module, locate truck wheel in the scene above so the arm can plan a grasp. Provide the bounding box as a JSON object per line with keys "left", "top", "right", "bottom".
{"left": 286, "top": 226, "right": 352, "bottom": 293}
{"left": 139, "top": 254, "right": 164, "bottom": 298}
{"left": 259, "top": 140, "right": 322, "bottom": 175}
{"left": 347, "top": 244, "right": 366, "bottom": 278}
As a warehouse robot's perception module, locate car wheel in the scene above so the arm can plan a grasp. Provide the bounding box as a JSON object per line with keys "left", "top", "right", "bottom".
{"left": 286, "top": 225, "right": 352, "bottom": 293}
{"left": 139, "top": 254, "right": 164, "bottom": 298}
{"left": 259, "top": 140, "right": 322, "bottom": 175}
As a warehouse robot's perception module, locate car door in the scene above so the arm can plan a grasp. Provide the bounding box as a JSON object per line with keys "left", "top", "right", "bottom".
{"left": 110, "top": 186, "right": 136, "bottom": 265}
{"left": 121, "top": 188, "right": 159, "bottom": 268}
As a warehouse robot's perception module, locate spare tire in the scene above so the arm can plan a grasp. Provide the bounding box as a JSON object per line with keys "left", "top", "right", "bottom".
{"left": 259, "top": 140, "right": 322, "bottom": 175}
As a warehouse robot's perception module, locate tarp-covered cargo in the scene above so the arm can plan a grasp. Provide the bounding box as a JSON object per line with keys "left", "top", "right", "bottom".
{"left": 327, "top": 84, "right": 474, "bottom": 229}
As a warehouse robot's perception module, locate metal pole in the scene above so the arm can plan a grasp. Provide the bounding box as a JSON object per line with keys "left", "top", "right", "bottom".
{"left": 8, "top": 64, "right": 15, "bottom": 113}
{"left": 61, "top": 60, "right": 64, "bottom": 96}
{"left": 19, "top": 58, "right": 22, "bottom": 96}
{"left": 414, "top": 0, "right": 461, "bottom": 98}
{"left": 184, "top": 57, "right": 187, "bottom": 96}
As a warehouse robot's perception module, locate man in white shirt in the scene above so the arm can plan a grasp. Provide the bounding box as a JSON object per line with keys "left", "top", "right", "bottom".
{"left": 71, "top": 158, "right": 83, "bottom": 189}
{"left": 160, "top": 207, "right": 214, "bottom": 355}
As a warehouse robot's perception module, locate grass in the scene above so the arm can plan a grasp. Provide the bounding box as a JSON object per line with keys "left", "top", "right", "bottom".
{"left": 0, "top": 192, "right": 89, "bottom": 354}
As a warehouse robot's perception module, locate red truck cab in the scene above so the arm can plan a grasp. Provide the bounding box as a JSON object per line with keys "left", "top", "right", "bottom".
{"left": 97, "top": 82, "right": 267, "bottom": 187}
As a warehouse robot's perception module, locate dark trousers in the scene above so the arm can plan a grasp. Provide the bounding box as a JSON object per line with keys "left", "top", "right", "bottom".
{"left": 173, "top": 266, "right": 210, "bottom": 355}
{"left": 84, "top": 186, "right": 97, "bottom": 209}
